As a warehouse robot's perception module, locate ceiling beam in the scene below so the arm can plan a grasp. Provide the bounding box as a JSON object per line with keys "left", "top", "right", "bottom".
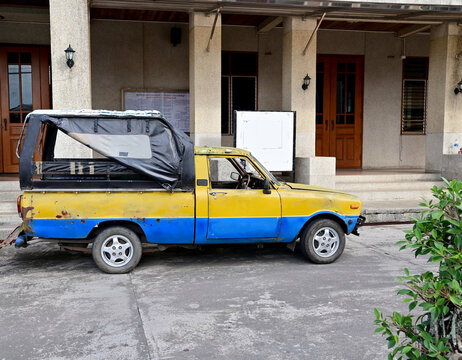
{"left": 257, "top": 16, "right": 282, "bottom": 33}
{"left": 396, "top": 24, "right": 432, "bottom": 37}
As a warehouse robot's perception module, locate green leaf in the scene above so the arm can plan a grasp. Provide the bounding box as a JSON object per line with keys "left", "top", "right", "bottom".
{"left": 409, "top": 301, "right": 417, "bottom": 311}
{"left": 432, "top": 210, "right": 443, "bottom": 220}
{"left": 402, "top": 346, "right": 412, "bottom": 354}
{"left": 450, "top": 295, "right": 462, "bottom": 306}
{"left": 374, "top": 308, "right": 380, "bottom": 319}
{"left": 452, "top": 279, "right": 461, "bottom": 292}
{"left": 397, "top": 289, "right": 414, "bottom": 297}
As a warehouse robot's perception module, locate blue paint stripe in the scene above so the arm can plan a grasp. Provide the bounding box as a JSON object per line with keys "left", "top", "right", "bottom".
{"left": 207, "top": 217, "right": 280, "bottom": 240}
{"left": 29, "top": 213, "right": 359, "bottom": 245}
{"left": 30, "top": 218, "right": 195, "bottom": 244}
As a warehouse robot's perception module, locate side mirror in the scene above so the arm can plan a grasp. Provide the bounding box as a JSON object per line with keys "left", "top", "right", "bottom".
{"left": 263, "top": 178, "right": 271, "bottom": 194}
{"left": 230, "top": 172, "right": 240, "bottom": 181}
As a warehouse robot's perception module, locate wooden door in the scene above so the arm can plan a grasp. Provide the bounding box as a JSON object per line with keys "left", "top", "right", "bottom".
{"left": 0, "top": 46, "right": 50, "bottom": 173}
{"left": 316, "top": 55, "right": 363, "bottom": 168}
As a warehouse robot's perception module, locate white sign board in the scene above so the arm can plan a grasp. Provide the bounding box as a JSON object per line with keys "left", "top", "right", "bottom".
{"left": 235, "top": 111, "right": 295, "bottom": 172}
{"left": 123, "top": 90, "right": 190, "bottom": 132}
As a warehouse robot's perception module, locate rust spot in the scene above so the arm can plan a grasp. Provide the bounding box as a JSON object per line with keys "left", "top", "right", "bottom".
{"left": 56, "top": 215, "right": 62, "bottom": 219}
{"left": 19, "top": 207, "right": 34, "bottom": 233}
{"left": 81, "top": 219, "right": 85, "bottom": 223}
{"left": 21, "top": 206, "right": 33, "bottom": 219}
{"left": 62, "top": 210, "right": 69, "bottom": 216}
{"left": 156, "top": 219, "right": 160, "bottom": 223}
{"left": 71, "top": 221, "right": 74, "bottom": 224}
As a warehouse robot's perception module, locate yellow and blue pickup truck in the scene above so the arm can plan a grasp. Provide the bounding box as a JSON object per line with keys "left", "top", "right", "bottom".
{"left": 4, "top": 110, "right": 364, "bottom": 273}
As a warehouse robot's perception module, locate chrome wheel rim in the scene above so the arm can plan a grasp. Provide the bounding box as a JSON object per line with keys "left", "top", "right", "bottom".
{"left": 101, "top": 235, "right": 133, "bottom": 267}
{"left": 312, "top": 227, "right": 340, "bottom": 258}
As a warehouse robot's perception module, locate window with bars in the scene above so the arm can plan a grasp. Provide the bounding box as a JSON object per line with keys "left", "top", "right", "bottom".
{"left": 401, "top": 57, "right": 428, "bottom": 134}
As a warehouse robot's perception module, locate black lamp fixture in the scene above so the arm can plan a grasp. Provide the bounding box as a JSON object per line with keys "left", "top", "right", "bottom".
{"left": 302, "top": 74, "right": 311, "bottom": 91}
{"left": 65, "top": 44, "right": 75, "bottom": 68}
{"left": 454, "top": 80, "right": 462, "bottom": 95}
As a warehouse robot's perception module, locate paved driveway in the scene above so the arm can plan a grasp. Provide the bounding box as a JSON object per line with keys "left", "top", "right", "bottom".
{"left": 0, "top": 224, "right": 432, "bottom": 360}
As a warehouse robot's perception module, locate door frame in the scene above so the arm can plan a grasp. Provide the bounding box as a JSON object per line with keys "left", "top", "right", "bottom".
{"left": 316, "top": 54, "right": 364, "bottom": 168}
{"left": 0, "top": 44, "right": 51, "bottom": 173}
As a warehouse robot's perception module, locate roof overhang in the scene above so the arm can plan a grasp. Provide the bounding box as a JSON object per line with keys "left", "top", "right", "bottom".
{"left": 90, "top": 0, "right": 462, "bottom": 24}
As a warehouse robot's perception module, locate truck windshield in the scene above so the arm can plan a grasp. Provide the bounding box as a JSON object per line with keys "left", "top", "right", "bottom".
{"left": 250, "top": 155, "right": 280, "bottom": 186}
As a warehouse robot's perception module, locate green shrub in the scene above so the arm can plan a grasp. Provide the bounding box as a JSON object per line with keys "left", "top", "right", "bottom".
{"left": 374, "top": 178, "right": 462, "bottom": 360}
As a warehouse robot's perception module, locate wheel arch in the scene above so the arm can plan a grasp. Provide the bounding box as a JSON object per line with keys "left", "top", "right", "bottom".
{"left": 296, "top": 212, "right": 348, "bottom": 240}
{"left": 87, "top": 220, "right": 147, "bottom": 243}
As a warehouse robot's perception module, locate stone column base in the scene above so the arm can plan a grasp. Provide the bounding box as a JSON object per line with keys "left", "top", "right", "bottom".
{"left": 441, "top": 154, "right": 462, "bottom": 181}
{"left": 295, "top": 157, "right": 336, "bottom": 189}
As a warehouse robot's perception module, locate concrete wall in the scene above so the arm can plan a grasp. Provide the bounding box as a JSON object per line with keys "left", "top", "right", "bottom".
{"left": 318, "top": 30, "right": 429, "bottom": 169}
{"left": 91, "top": 20, "right": 189, "bottom": 110}
{"left": 0, "top": 22, "right": 50, "bottom": 45}
{"left": 91, "top": 21, "right": 430, "bottom": 169}
{"left": 92, "top": 22, "right": 282, "bottom": 148}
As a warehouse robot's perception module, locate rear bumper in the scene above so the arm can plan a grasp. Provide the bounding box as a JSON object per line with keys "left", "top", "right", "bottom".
{"left": 351, "top": 215, "right": 366, "bottom": 236}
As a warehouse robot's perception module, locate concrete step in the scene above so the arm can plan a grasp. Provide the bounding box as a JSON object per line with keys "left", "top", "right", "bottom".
{"left": 0, "top": 201, "right": 16, "bottom": 212}
{"left": 362, "top": 200, "right": 424, "bottom": 223}
{"left": 337, "top": 180, "right": 444, "bottom": 192}
{"left": 0, "top": 211, "right": 21, "bottom": 226}
{"left": 0, "top": 181, "right": 20, "bottom": 191}
{"left": 351, "top": 188, "right": 435, "bottom": 201}
{"left": 336, "top": 172, "right": 441, "bottom": 184}
{"left": 0, "top": 191, "right": 21, "bottom": 202}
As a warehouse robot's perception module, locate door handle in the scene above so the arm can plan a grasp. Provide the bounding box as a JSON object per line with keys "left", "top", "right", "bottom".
{"left": 210, "top": 191, "right": 227, "bottom": 199}
{"left": 331, "top": 120, "right": 334, "bottom": 131}
{"left": 3, "top": 119, "right": 6, "bottom": 131}
{"left": 325, "top": 120, "right": 328, "bottom": 131}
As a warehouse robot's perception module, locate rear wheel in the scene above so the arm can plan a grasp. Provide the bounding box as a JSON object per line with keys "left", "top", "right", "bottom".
{"left": 300, "top": 219, "right": 345, "bottom": 264}
{"left": 92, "top": 227, "right": 142, "bottom": 274}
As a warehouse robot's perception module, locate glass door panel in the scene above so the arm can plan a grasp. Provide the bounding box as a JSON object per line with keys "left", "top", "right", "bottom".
{"left": 0, "top": 46, "right": 50, "bottom": 173}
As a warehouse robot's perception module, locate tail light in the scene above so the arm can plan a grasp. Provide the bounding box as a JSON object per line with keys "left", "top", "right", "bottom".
{"left": 17, "top": 195, "right": 22, "bottom": 217}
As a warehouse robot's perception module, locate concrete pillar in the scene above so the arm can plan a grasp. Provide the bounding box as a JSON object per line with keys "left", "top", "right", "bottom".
{"left": 426, "top": 22, "right": 462, "bottom": 172}
{"left": 189, "top": 12, "right": 221, "bottom": 146}
{"left": 49, "top": 0, "right": 92, "bottom": 157}
{"left": 282, "top": 17, "right": 317, "bottom": 158}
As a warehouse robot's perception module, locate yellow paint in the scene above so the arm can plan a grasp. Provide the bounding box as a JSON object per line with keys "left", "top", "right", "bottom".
{"left": 278, "top": 189, "right": 361, "bottom": 217}
{"left": 21, "top": 190, "right": 194, "bottom": 220}
{"left": 21, "top": 147, "right": 361, "bottom": 224}
{"left": 208, "top": 189, "right": 281, "bottom": 218}
{"left": 194, "top": 155, "right": 209, "bottom": 219}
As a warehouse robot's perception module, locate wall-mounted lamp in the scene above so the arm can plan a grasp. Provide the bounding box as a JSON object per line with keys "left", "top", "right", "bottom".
{"left": 302, "top": 74, "right": 311, "bottom": 91}
{"left": 65, "top": 44, "right": 75, "bottom": 68}
{"left": 454, "top": 80, "right": 462, "bottom": 95}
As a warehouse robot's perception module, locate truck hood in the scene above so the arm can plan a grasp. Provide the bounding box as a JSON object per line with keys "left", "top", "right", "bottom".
{"left": 283, "top": 182, "right": 360, "bottom": 201}
{"left": 284, "top": 182, "right": 344, "bottom": 194}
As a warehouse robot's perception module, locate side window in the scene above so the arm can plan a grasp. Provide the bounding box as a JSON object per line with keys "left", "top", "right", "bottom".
{"left": 209, "top": 156, "right": 266, "bottom": 190}
{"left": 209, "top": 157, "right": 240, "bottom": 189}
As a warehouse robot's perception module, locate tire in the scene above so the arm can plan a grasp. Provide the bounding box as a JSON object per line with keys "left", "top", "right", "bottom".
{"left": 92, "top": 226, "right": 142, "bottom": 274}
{"left": 300, "top": 219, "right": 345, "bottom": 264}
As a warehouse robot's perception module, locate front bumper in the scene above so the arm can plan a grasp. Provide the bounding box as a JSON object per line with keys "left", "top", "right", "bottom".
{"left": 351, "top": 215, "right": 366, "bottom": 236}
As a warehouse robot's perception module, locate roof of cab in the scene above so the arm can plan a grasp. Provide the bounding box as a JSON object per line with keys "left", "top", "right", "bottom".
{"left": 29, "top": 109, "right": 162, "bottom": 118}
{"left": 194, "top": 146, "right": 251, "bottom": 156}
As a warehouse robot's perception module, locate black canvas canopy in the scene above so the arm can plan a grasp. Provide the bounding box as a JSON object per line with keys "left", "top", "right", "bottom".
{"left": 19, "top": 110, "right": 195, "bottom": 190}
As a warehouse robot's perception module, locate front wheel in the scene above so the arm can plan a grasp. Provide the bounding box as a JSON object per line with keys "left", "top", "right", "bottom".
{"left": 92, "top": 227, "right": 142, "bottom": 274}
{"left": 300, "top": 219, "right": 345, "bottom": 264}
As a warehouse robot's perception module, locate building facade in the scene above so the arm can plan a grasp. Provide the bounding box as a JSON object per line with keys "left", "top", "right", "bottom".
{"left": 0, "top": 0, "right": 462, "bottom": 183}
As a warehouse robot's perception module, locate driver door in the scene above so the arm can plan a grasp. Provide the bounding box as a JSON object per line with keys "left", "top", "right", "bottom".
{"left": 207, "top": 156, "right": 281, "bottom": 241}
